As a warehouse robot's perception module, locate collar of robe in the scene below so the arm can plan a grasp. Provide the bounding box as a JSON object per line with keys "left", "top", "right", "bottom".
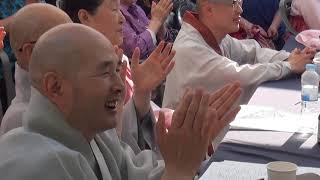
{"left": 23, "top": 87, "right": 97, "bottom": 171}
{"left": 12, "top": 63, "right": 31, "bottom": 104}
{"left": 183, "top": 11, "right": 223, "bottom": 56}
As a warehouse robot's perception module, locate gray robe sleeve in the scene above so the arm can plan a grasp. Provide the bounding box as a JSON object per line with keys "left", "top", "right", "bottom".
{"left": 121, "top": 98, "right": 159, "bottom": 156}
{"left": 0, "top": 132, "right": 98, "bottom": 180}
{"left": 0, "top": 103, "right": 26, "bottom": 135}
{"left": 97, "top": 130, "right": 165, "bottom": 180}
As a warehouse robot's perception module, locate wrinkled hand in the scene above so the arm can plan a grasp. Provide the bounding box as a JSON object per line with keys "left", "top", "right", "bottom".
{"left": 157, "top": 88, "right": 241, "bottom": 179}
{"left": 209, "top": 82, "right": 242, "bottom": 123}
{"left": 288, "top": 47, "right": 316, "bottom": 73}
{"left": 251, "top": 25, "right": 268, "bottom": 38}
{"left": 131, "top": 41, "right": 175, "bottom": 94}
{"left": 0, "top": 27, "right": 6, "bottom": 49}
{"left": 148, "top": 0, "right": 173, "bottom": 33}
{"left": 267, "top": 25, "right": 278, "bottom": 38}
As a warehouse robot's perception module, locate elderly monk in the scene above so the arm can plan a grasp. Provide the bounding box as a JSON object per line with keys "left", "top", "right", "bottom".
{"left": 0, "top": 23, "right": 240, "bottom": 179}
{"left": 0, "top": 4, "right": 72, "bottom": 135}
{"left": 163, "top": 0, "right": 316, "bottom": 109}
{"left": 60, "top": 0, "right": 177, "bottom": 155}
{"left": 0, "top": 4, "right": 175, "bottom": 163}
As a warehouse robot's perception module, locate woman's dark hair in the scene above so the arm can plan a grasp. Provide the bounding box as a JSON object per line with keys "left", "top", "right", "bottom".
{"left": 59, "top": 0, "right": 104, "bottom": 23}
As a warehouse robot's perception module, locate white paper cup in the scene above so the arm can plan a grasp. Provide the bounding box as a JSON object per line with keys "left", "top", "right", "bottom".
{"left": 267, "top": 161, "right": 297, "bottom": 180}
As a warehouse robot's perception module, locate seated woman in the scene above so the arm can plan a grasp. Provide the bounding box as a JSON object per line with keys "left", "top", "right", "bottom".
{"left": 231, "top": 0, "right": 286, "bottom": 50}
{"left": 290, "top": 0, "right": 320, "bottom": 31}
{"left": 120, "top": 0, "right": 178, "bottom": 59}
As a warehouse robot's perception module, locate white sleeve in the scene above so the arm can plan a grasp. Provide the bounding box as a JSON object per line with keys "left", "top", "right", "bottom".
{"left": 171, "top": 37, "right": 291, "bottom": 104}
{"left": 221, "top": 35, "right": 290, "bottom": 65}
{"left": 146, "top": 29, "right": 157, "bottom": 45}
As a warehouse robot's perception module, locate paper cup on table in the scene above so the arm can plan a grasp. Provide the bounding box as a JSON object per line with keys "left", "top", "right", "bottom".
{"left": 267, "top": 161, "right": 297, "bottom": 180}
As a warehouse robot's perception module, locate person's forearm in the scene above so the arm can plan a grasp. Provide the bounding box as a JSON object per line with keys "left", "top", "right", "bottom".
{"left": 239, "top": 17, "right": 253, "bottom": 30}
{"left": 132, "top": 90, "right": 151, "bottom": 119}
{"left": 148, "top": 19, "right": 162, "bottom": 34}
{"left": 122, "top": 27, "right": 156, "bottom": 58}
{"left": 270, "top": 10, "right": 282, "bottom": 29}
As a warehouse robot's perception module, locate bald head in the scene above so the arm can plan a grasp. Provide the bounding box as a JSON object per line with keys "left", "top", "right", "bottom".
{"left": 30, "top": 24, "right": 124, "bottom": 136}
{"left": 30, "top": 23, "right": 116, "bottom": 89}
{"left": 9, "top": 3, "right": 72, "bottom": 54}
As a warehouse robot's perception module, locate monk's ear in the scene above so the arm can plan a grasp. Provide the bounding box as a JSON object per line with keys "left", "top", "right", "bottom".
{"left": 42, "top": 72, "right": 65, "bottom": 101}
{"left": 78, "top": 9, "right": 91, "bottom": 25}
{"left": 42, "top": 72, "right": 73, "bottom": 115}
{"left": 17, "top": 43, "right": 34, "bottom": 71}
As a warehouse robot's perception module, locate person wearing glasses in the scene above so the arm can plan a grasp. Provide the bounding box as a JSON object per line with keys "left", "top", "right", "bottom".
{"left": 163, "top": 0, "right": 316, "bottom": 109}
{"left": 0, "top": 0, "right": 40, "bottom": 108}
{"left": 0, "top": 4, "right": 72, "bottom": 135}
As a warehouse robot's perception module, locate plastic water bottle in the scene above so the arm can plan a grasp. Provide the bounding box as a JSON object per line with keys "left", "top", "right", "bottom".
{"left": 301, "top": 64, "right": 319, "bottom": 113}
{"left": 318, "top": 114, "right": 320, "bottom": 145}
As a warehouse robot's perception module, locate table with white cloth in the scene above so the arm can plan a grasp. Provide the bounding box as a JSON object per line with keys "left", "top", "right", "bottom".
{"left": 199, "top": 75, "right": 320, "bottom": 179}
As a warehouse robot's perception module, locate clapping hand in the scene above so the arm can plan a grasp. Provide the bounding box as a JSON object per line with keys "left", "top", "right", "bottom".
{"left": 148, "top": 0, "right": 173, "bottom": 34}
{"left": 130, "top": 41, "right": 175, "bottom": 118}
{"left": 131, "top": 41, "right": 175, "bottom": 94}
{"left": 157, "top": 85, "right": 241, "bottom": 179}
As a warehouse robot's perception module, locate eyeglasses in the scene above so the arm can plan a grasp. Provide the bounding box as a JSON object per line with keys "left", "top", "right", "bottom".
{"left": 211, "top": 0, "right": 242, "bottom": 5}
{"left": 210, "top": 0, "right": 242, "bottom": 9}
{"left": 18, "top": 41, "right": 37, "bottom": 52}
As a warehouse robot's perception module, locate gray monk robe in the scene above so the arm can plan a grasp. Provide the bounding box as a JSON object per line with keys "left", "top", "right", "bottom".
{"left": 0, "top": 62, "right": 158, "bottom": 158}
{"left": 122, "top": 99, "right": 159, "bottom": 156}
{"left": 0, "top": 88, "right": 164, "bottom": 180}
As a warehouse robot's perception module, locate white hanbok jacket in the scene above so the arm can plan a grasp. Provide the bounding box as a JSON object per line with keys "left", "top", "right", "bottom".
{"left": 163, "top": 12, "right": 291, "bottom": 109}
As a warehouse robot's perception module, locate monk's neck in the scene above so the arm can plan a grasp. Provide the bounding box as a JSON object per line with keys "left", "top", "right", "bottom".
{"left": 64, "top": 116, "right": 96, "bottom": 142}
{"left": 199, "top": 16, "right": 227, "bottom": 44}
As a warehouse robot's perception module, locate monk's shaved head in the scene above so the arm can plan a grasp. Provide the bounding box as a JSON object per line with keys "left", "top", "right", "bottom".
{"left": 30, "top": 24, "right": 124, "bottom": 135}
{"left": 9, "top": 3, "right": 72, "bottom": 54}
{"left": 30, "top": 23, "right": 116, "bottom": 89}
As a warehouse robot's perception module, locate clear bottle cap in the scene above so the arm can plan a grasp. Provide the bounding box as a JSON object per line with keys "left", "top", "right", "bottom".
{"left": 306, "top": 64, "right": 316, "bottom": 71}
